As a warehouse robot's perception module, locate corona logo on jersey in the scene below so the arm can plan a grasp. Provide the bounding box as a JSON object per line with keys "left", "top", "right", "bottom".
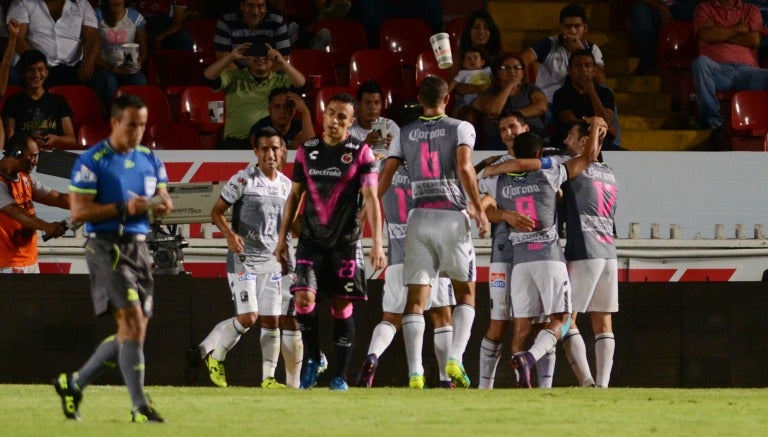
{"left": 490, "top": 272, "right": 506, "bottom": 288}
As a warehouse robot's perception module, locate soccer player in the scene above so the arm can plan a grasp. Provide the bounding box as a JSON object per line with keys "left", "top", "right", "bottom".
{"left": 275, "top": 92, "right": 386, "bottom": 391}
{"left": 559, "top": 120, "right": 619, "bottom": 388}
{"left": 379, "top": 76, "right": 490, "bottom": 389}
{"left": 55, "top": 94, "right": 173, "bottom": 422}
{"left": 494, "top": 119, "right": 604, "bottom": 389}
{"left": 188, "top": 127, "right": 295, "bottom": 389}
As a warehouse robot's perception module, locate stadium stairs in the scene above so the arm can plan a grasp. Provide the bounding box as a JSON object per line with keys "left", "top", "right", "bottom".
{"left": 488, "top": 0, "right": 714, "bottom": 151}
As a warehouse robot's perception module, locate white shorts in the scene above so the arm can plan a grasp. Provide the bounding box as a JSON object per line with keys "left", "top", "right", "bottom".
{"left": 489, "top": 262, "right": 514, "bottom": 321}
{"left": 227, "top": 271, "right": 283, "bottom": 316}
{"left": 404, "top": 209, "right": 476, "bottom": 285}
{"left": 381, "top": 264, "right": 456, "bottom": 313}
{"left": 568, "top": 258, "right": 619, "bottom": 313}
{"left": 510, "top": 261, "right": 572, "bottom": 318}
{"left": 0, "top": 264, "right": 40, "bottom": 274}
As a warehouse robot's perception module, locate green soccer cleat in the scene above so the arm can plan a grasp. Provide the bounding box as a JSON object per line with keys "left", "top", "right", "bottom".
{"left": 131, "top": 405, "right": 165, "bottom": 423}
{"left": 53, "top": 373, "right": 82, "bottom": 420}
{"left": 261, "top": 377, "right": 286, "bottom": 389}
{"left": 408, "top": 374, "right": 425, "bottom": 389}
{"left": 445, "top": 359, "right": 471, "bottom": 388}
{"left": 205, "top": 355, "right": 227, "bottom": 387}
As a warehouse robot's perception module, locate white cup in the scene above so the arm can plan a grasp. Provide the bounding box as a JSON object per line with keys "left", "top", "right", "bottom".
{"left": 122, "top": 43, "right": 140, "bottom": 71}
{"left": 429, "top": 32, "right": 453, "bottom": 69}
{"left": 208, "top": 100, "right": 224, "bottom": 123}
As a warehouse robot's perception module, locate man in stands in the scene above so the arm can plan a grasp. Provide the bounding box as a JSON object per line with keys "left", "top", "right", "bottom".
{"left": 215, "top": 0, "right": 291, "bottom": 68}
{"left": 136, "top": 0, "right": 194, "bottom": 51}
{"left": 249, "top": 87, "right": 315, "bottom": 149}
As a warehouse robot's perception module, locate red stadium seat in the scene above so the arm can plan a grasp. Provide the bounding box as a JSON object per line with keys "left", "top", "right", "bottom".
{"left": 415, "top": 50, "right": 453, "bottom": 86}
{"left": 315, "top": 19, "right": 369, "bottom": 67}
{"left": 48, "top": 85, "right": 104, "bottom": 133}
{"left": 383, "top": 85, "right": 420, "bottom": 124}
{"left": 150, "top": 50, "right": 208, "bottom": 97}
{"left": 147, "top": 122, "right": 206, "bottom": 150}
{"left": 657, "top": 21, "right": 698, "bottom": 113}
{"left": 0, "top": 85, "right": 24, "bottom": 114}
{"left": 378, "top": 18, "right": 433, "bottom": 67}
{"left": 183, "top": 18, "right": 217, "bottom": 63}
{"left": 179, "top": 86, "right": 226, "bottom": 148}
{"left": 730, "top": 90, "right": 768, "bottom": 151}
{"left": 77, "top": 122, "right": 112, "bottom": 148}
{"left": 445, "top": 17, "right": 466, "bottom": 53}
{"left": 288, "top": 48, "right": 339, "bottom": 87}
{"left": 350, "top": 49, "right": 404, "bottom": 89}
{"left": 314, "top": 85, "right": 356, "bottom": 133}
{"left": 115, "top": 85, "right": 174, "bottom": 124}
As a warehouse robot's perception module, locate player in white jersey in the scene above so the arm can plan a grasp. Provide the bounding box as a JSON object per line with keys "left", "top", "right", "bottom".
{"left": 379, "top": 76, "right": 490, "bottom": 389}
{"left": 559, "top": 121, "right": 618, "bottom": 388}
{"left": 188, "top": 128, "right": 295, "bottom": 388}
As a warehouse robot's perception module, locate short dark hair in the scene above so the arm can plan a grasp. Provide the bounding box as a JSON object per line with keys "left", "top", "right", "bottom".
{"left": 418, "top": 76, "right": 448, "bottom": 108}
{"left": 462, "top": 47, "right": 486, "bottom": 61}
{"left": 16, "top": 49, "right": 48, "bottom": 85}
{"left": 566, "top": 120, "right": 589, "bottom": 139}
{"left": 512, "top": 132, "right": 544, "bottom": 158}
{"left": 111, "top": 94, "right": 147, "bottom": 119}
{"left": 498, "top": 110, "right": 527, "bottom": 127}
{"left": 356, "top": 80, "right": 382, "bottom": 101}
{"left": 328, "top": 92, "right": 356, "bottom": 107}
{"left": 268, "top": 87, "right": 291, "bottom": 103}
{"left": 3, "top": 132, "right": 33, "bottom": 158}
{"left": 252, "top": 126, "right": 284, "bottom": 148}
{"left": 568, "top": 49, "right": 596, "bottom": 67}
{"left": 560, "top": 4, "right": 587, "bottom": 23}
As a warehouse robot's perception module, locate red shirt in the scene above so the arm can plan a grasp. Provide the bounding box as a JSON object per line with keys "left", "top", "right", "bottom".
{"left": 0, "top": 172, "right": 39, "bottom": 267}
{"left": 695, "top": 0, "right": 763, "bottom": 66}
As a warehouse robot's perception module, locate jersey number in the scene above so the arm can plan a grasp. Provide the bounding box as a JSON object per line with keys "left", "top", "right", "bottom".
{"left": 392, "top": 187, "right": 412, "bottom": 222}
{"left": 593, "top": 181, "right": 617, "bottom": 217}
{"left": 420, "top": 142, "right": 441, "bottom": 178}
{"left": 338, "top": 260, "right": 356, "bottom": 279}
{"left": 514, "top": 195, "right": 539, "bottom": 224}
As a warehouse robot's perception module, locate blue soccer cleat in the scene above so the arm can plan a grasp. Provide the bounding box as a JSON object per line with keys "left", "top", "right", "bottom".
{"left": 300, "top": 358, "right": 320, "bottom": 389}
{"left": 329, "top": 376, "right": 349, "bottom": 391}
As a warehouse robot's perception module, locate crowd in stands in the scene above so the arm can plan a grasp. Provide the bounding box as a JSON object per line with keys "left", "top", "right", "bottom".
{"left": 0, "top": 0, "right": 767, "bottom": 152}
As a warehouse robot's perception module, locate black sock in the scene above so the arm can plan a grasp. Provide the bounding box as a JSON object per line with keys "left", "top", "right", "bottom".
{"left": 333, "top": 315, "right": 355, "bottom": 380}
{"left": 297, "top": 309, "right": 320, "bottom": 362}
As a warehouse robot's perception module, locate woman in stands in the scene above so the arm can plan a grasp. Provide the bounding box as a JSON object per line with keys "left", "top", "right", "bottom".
{"left": 459, "top": 10, "right": 503, "bottom": 72}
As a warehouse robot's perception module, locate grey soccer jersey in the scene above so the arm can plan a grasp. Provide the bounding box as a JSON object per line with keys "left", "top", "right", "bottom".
{"left": 220, "top": 164, "right": 292, "bottom": 273}
{"left": 389, "top": 115, "right": 475, "bottom": 211}
{"left": 479, "top": 165, "right": 568, "bottom": 264}
{"left": 561, "top": 162, "right": 618, "bottom": 260}
{"left": 380, "top": 160, "right": 411, "bottom": 265}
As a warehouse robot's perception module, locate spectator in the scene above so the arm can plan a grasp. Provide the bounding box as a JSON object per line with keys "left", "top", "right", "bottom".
{"left": 472, "top": 53, "right": 548, "bottom": 149}
{"left": 135, "top": 0, "right": 194, "bottom": 51}
{"left": 552, "top": 49, "right": 618, "bottom": 149}
{"left": 458, "top": 10, "right": 503, "bottom": 71}
{"left": 629, "top": 1, "right": 704, "bottom": 75}
{"left": 93, "top": 0, "right": 148, "bottom": 112}
{"left": 0, "top": 132, "right": 70, "bottom": 274}
{"left": 204, "top": 38, "right": 305, "bottom": 149}
{"left": 3, "top": 50, "right": 77, "bottom": 150}
{"left": 348, "top": 80, "right": 400, "bottom": 151}
{"left": 248, "top": 87, "right": 315, "bottom": 149}
{"left": 448, "top": 48, "right": 493, "bottom": 111}
{"left": 0, "top": 18, "right": 21, "bottom": 149}
{"left": 214, "top": 0, "right": 291, "bottom": 68}
{"left": 521, "top": 4, "right": 606, "bottom": 106}
{"left": 693, "top": 0, "right": 768, "bottom": 130}
{"left": 8, "top": 0, "right": 108, "bottom": 88}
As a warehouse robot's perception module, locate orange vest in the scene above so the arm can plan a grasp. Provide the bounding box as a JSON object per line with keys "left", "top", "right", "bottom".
{"left": 0, "top": 172, "right": 38, "bottom": 267}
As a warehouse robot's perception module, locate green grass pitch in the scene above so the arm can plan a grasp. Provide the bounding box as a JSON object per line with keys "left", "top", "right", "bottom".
{"left": 5, "top": 384, "right": 768, "bottom": 436}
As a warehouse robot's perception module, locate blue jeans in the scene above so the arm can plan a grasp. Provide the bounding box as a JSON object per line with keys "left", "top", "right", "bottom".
{"left": 692, "top": 55, "right": 768, "bottom": 128}
{"left": 92, "top": 70, "right": 148, "bottom": 114}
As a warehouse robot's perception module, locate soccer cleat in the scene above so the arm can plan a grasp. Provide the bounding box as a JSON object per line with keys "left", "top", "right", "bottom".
{"left": 329, "top": 376, "right": 349, "bottom": 391}
{"left": 131, "top": 405, "right": 165, "bottom": 423}
{"left": 438, "top": 380, "right": 455, "bottom": 389}
{"left": 511, "top": 351, "right": 535, "bottom": 388}
{"left": 185, "top": 347, "right": 201, "bottom": 385}
{"left": 53, "top": 373, "right": 82, "bottom": 420}
{"left": 318, "top": 352, "right": 328, "bottom": 374}
{"left": 205, "top": 355, "right": 227, "bottom": 387}
{"left": 408, "top": 374, "right": 425, "bottom": 389}
{"left": 300, "top": 358, "right": 320, "bottom": 389}
{"left": 356, "top": 353, "right": 378, "bottom": 388}
{"left": 445, "top": 359, "right": 471, "bottom": 388}
{"left": 261, "top": 377, "right": 286, "bottom": 389}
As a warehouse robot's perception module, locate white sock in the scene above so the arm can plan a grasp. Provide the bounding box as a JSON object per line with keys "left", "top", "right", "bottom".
{"left": 536, "top": 347, "right": 556, "bottom": 388}
{"left": 402, "top": 314, "right": 425, "bottom": 376}
{"left": 449, "top": 304, "right": 475, "bottom": 362}
{"left": 528, "top": 329, "right": 558, "bottom": 361}
{"left": 260, "top": 327, "right": 281, "bottom": 380}
{"left": 595, "top": 333, "right": 615, "bottom": 387}
{"left": 281, "top": 330, "right": 303, "bottom": 388}
{"left": 199, "top": 319, "right": 233, "bottom": 357}
{"left": 562, "top": 329, "right": 595, "bottom": 386}
{"left": 212, "top": 318, "right": 248, "bottom": 361}
{"left": 367, "top": 321, "right": 397, "bottom": 357}
{"left": 433, "top": 326, "right": 453, "bottom": 382}
{"left": 479, "top": 337, "right": 502, "bottom": 389}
